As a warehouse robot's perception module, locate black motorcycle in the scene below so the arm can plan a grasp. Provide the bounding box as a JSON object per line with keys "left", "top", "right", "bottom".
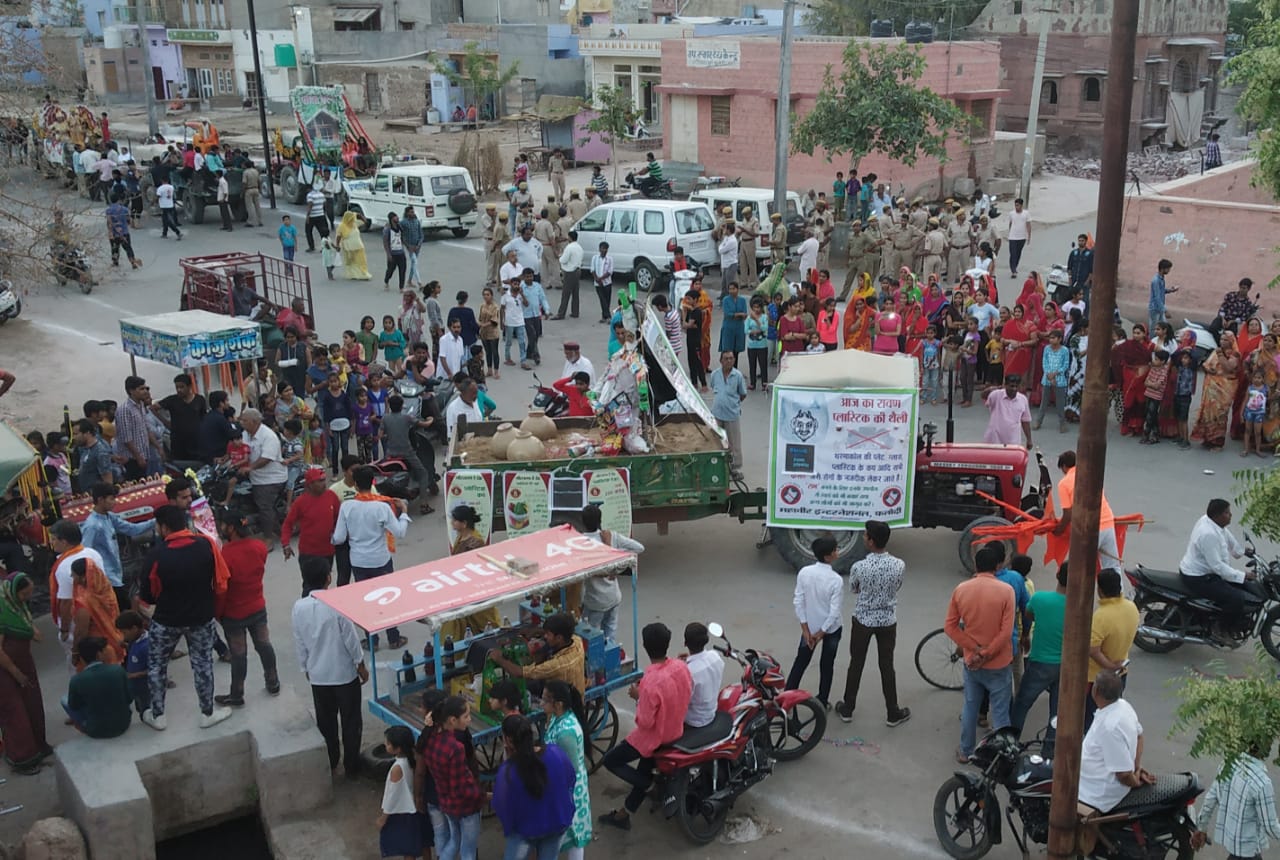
{"left": 934, "top": 729, "right": 1201, "bottom": 859}
{"left": 1128, "top": 536, "right": 1280, "bottom": 659}
{"left": 51, "top": 244, "right": 94, "bottom": 294}
{"left": 624, "top": 170, "right": 673, "bottom": 200}
{"left": 195, "top": 461, "right": 300, "bottom": 529}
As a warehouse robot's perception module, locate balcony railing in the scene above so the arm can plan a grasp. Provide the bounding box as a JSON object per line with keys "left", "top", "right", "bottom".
{"left": 113, "top": 4, "right": 165, "bottom": 24}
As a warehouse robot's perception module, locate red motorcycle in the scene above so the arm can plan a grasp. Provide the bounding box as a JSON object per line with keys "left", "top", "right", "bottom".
{"left": 652, "top": 623, "right": 827, "bottom": 843}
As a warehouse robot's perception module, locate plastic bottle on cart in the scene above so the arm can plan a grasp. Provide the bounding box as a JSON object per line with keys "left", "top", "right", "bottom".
{"left": 502, "top": 615, "right": 511, "bottom": 629}
{"left": 483, "top": 621, "right": 495, "bottom": 634}
{"left": 443, "top": 635, "right": 455, "bottom": 669}
{"left": 401, "top": 651, "right": 416, "bottom": 684}
{"left": 463, "top": 626, "right": 474, "bottom": 646}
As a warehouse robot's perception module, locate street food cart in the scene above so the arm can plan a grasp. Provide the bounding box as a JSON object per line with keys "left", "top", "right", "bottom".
{"left": 318, "top": 525, "right": 642, "bottom": 772}
{"left": 119, "top": 309, "right": 263, "bottom": 395}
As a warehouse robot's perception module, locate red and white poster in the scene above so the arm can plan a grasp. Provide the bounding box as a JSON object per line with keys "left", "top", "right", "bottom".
{"left": 501, "top": 471, "right": 552, "bottom": 537}
{"left": 443, "top": 469, "right": 495, "bottom": 547}
{"left": 583, "top": 468, "right": 633, "bottom": 536}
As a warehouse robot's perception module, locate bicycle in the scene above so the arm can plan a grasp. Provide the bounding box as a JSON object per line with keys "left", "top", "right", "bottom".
{"left": 914, "top": 627, "right": 964, "bottom": 691}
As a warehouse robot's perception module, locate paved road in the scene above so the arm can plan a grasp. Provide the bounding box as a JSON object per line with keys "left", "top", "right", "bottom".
{"left": 0, "top": 166, "right": 1270, "bottom": 859}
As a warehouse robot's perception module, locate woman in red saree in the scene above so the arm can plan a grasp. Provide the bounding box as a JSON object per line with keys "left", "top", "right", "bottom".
{"left": 1028, "top": 302, "right": 1065, "bottom": 405}
{"left": 1001, "top": 303, "right": 1038, "bottom": 388}
{"left": 1193, "top": 330, "right": 1242, "bottom": 449}
{"left": 921, "top": 277, "right": 947, "bottom": 324}
{"left": 1016, "top": 273, "right": 1047, "bottom": 323}
{"left": 70, "top": 558, "right": 123, "bottom": 666}
{"left": 843, "top": 296, "right": 875, "bottom": 351}
{"left": 1230, "top": 318, "right": 1268, "bottom": 440}
{"left": 1112, "top": 322, "right": 1154, "bottom": 436}
{"left": 955, "top": 274, "right": 976, "bottom": 305}
{"left": 902, "top": 296, "right": 928, "bottom": 363}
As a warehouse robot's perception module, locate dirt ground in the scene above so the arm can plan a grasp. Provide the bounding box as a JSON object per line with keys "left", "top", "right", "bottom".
{"left": 454, "top": 418, "right": 724, "bottom": 464}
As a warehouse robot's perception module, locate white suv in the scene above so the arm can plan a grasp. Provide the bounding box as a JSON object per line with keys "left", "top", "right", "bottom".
{"left": 345, "top": 163, "right": 479, "bottom": 237}
{"left": 570, "top": 200, "right": 717, "bottom": 291}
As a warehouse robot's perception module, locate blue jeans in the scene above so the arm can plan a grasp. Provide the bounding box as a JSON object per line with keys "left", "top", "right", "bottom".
{"left": 439, "top": 811, "right": 480, "bottom": 860}
{"left": 504, "top": 324, "right": 527, "bottom": 363}
{"left": 1010, "top": 659, "right": 1060, "bottom": 752}
{"left": 961, "top": 665, "right": 1013, "bottom": 756}
{"left": 282, "top": 245, "right": 295, "bottom": 262}
{"left": 922, "top": 366, "right": 940, "bottom": 402}
{"left": 426, "top": 805, "right": 447, "bottom": 854}
{"left": 407, "top": 249, "right": 420, "bottom": 284}
{"left": 502, "top": 831, "right": 566, "bottom": 860}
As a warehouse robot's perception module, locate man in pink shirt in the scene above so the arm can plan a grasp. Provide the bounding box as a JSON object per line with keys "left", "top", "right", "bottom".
{"left": 598, "top": 622, "right": 693, "bottom": 832}
{"left": 981, "top": 374, "right": 1033, "bottom": 447}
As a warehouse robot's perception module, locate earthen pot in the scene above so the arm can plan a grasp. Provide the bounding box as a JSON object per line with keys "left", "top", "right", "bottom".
{"left": 507, "top": 430, "right": 546, "bottom": 461}
{"left": 489, "top": 422, "right": 518, "bottom": 460}
{"left": 520, "top": 409, "right": 558, "bottom": 441}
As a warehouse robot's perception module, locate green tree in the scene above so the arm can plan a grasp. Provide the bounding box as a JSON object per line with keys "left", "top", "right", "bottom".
{"left": 790, "top": 41, "right": 968, "bottom": 176}
{"left": 433, "top": 43, "right": 518, "bottom": 193}
{"left": 1234, "top": 466, "right": 1280, "bottom": 541}
{"left": 1169, "top": 659, "right": 1280, "bottom": 780}
{"left": 580, "top": 84, "right": 633, "bottom": 191}
{"left": 1228, "top": 0, "right": 1280, "bottom": 198}
{"left": 803, "top": 0, "right": 988, "bottom": 39}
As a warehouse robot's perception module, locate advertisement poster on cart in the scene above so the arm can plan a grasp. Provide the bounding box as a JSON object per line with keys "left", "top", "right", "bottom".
{"left": 583, "top": 468, "right": 633, "bottom": 536}
{"left": 443, "top": 470, "right": 495, "bottom": 546}
{"left": 767, "top": 386, "right": 917, "bottom": 529}
{"left": 502, "top": 471, "right": 552, "bottom": 537}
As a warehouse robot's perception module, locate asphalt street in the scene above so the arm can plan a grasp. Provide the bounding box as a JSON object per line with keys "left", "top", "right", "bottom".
{"left": 0, "top": 167, "right": 1273, "bottom": 859}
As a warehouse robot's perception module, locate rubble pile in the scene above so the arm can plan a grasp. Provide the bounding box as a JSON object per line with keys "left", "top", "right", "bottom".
{"left": 1043, "top": 149, "right": 1230, "bottom": 184}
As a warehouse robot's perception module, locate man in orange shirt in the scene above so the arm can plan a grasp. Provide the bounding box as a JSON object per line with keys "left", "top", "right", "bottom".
{"left": 1052, "top": 450, "right": 1121, "bottom": 571}
{"left": 945, "top": 544, "right": 1015, "bottom": 763}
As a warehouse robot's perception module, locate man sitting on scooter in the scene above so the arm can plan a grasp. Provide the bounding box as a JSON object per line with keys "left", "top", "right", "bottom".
{"left": 402, "top": 341, "right": 435, "bottom": 386}
{"left": 1077, "top": 670, "right": 1155, "bottom": 813}
{"left": 634, "top": 152, "right": 664, "bottom": 197}
{"left": 1179, "top": 498, "right": 1255, "bottom": 633}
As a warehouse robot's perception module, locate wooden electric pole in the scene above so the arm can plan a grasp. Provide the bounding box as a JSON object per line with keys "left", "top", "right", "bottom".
{"left": 1045, "top": 0, "right": 1140, "bottom": 856}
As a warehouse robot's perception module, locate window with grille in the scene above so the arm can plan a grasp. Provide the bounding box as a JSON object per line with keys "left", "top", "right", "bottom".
{"left": 710, "top": 96, "right": 731, "bottom": 136}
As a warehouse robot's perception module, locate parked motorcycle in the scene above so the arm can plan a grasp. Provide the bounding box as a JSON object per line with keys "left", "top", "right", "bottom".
{"left": 51, "top": 245, "right": 94, "bottom": 294}
{"left": 0, "top": 279, "right": 20, "bottom": 324}
{"left": 530, "top": 374, "right": 569, "bottom": 418}
{"left": 934, "top": 727, "right": 1202, "bottom": 859}
{"left": 395, "top": 375, "right": 453, "bottom": 445}
{"left": 1128, "top": 535, "right": 1280, "bottom": 659}
{"left": 649, "top": 622, "right": 826, "bottom": 844}
{"left": 194, "top": 461, "right": 300, "bottom": 528}
{"left": 624, "top": 170, "right": 673, "bottom": 200}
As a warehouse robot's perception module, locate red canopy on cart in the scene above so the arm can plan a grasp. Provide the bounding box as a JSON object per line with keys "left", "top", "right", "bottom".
{"left": 316, "top": 525, "right": 635, "bottom": 633}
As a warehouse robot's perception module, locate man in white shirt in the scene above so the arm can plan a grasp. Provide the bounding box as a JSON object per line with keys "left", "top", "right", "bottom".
{"left": 553, "top": 229, "right": 584, "bottom": 319}
{"left": 682, "top": 622, "right": 725, "bottom": 729}
{"left": 238, "top": 408, "right": 288, "bottom": 546}
{"left": 304, "top": 184, "right": 329, "bottom": 252}
{"left": 48, "top": 519, "right": 107, "bottom": 670}
{"left": 499, "top": 249, "right": 523, "bottom": 294}
{"left": 1077, "top": 670, "right": 1154, "bottom": 812}
{"left": 718, "top": 228, "right": 739, "bottom": 294}
{"left": 437, "top": 318, "right": 466, "bottom": 379}
{"left": 192, "top": 149, "right": 205, "bottom": 172}
{"left": 797, "top": 228, "right": 820, "bottom": 279}
{"left": 785, "top": 535, "right": 844, "bottom": 707}
{"left": 1005, "top": 197, "right": 1031, "bottom": 277}
{"left": 503, "top": 224, "right": 543, "bottom": 275}
{"left": 445, "top": 374, "right": 485, "bottom": 439}
{"left": 156, "top": 179, "right": 182, "bottom": 240}
{"left": 331, "top": 466, "right": 411, "bottom": 649}
{"left": 292, "top": 556, "right": 368, "bottom": 776}
{"left": 590, "top": 241, "right": 614, "bottom": 324}
{"left": 216, "top": 170, "right": 232, "bottom": 231}
{"left": 560, "top": 341, "right": 595, "bottom": 385}
{"left": 1180, "top": 498, "right": 1254, "bottom": 625}
{"left": 500, "top": 283, "right": 528, "bottom": 367}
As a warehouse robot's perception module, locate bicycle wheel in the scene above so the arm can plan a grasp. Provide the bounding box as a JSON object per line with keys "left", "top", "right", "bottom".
{"left": 915, "top": 628, "right": 965, "bottom": 691}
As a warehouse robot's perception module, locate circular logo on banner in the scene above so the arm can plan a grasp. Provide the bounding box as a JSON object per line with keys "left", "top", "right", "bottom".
{"left": 450, "top": 484, "right": 462, "bottom": 496}
{"left": 779, "top": 484, "right": 803, "bottom": 505}
{"left": 590, "top": 486, "right": 601, "bottom": 497}
{"left": 881, "top": 487, "right": 903, "bottom": 508}
{"left": 510, "top": 488, "right": 522, "bottom": 499}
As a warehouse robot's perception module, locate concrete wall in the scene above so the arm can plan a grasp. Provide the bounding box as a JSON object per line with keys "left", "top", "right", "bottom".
{"left": 83, "top": 44, "right": 150, "bottom": 101}
{"left": 1118, "top": 161, "right": 1279, "bottom": 321}
{"left": 230, "top": 26, "right": 295, "bottom": 109}
{"left": 657, "top": 37, "right": 1002, "bottom": 199}
{"left": 319, "top": 62, "right": 431, "bottom": 114}
{"left": 970, "top": 0, "right": 1228, "bottom": 38}
{"left": 991, "top": 129, "right": 1045, "bottom": 178}
{"left": 498, "top": 23, "right": 586, "bottom": 99}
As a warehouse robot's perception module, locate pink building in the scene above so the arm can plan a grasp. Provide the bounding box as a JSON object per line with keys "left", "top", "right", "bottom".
{"left": 656, "top": 37, "right": 1007, "bottom": 198}
{"left": 1118, "top": 162, "right": 1279, "bottom": 322}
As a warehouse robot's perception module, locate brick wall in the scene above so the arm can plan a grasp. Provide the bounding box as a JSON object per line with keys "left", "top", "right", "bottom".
{"left": 1117, "top": 161, "right": 1280, "bottom": 322}
{"left": 659, "top": 37, "right": 1002, "bottom": 199}
{"left": 320, "top": 64, "right": 429, "bottom": 115}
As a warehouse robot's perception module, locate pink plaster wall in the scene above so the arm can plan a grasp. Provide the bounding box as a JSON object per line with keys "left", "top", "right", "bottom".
{"left": 1117, "top": 162, "right": 1280, "bottom": 321}
{"left": 658, "top": 38, "right": 1002, "bottom": 199}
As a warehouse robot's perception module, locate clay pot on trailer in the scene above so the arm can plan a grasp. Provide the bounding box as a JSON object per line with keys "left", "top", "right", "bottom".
{"left": 489, "top": 422, "right": 518, "bottom": 460}
{"left": 507, "top": 430, "right": 546, "bottom": 461}
{"left": 520, "top": 409, "right": 557, "bottom": 441}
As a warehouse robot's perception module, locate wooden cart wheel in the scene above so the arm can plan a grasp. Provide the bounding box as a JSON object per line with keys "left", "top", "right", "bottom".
{"left": 475, "top": 734, "right": 505, "bottom": 779}
{"left": 584, "top": 697, "right": 619, "bottom": 774}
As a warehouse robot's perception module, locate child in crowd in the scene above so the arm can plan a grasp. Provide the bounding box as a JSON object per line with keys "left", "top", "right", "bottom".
{"left": 804, "top": 331, "right": 825, "bottom": 354}
{"left": 1172, "top": 349, "right": 1197, "bottom": 450}
{"left": 921, "top": 324, "right": 942, "bottom": 405}
{"left": 959, "top": 319, "right": 981, "bottom": 406}
{"left": 342, "top": 330, "right": 366, "bottom": 382}
{"left": 100, "top": 400, "right": 118, "bottom": 442}
{"left": 1242, "top": 367, "right": 1268, "bottom": 457}
{"left": 817, "top": 298, "right": 839, "bottom": 352}
{"left": 321, "top": 237, "right": 336, "bottom": 280}
{"left": 328, "top": 343, "right": 350, "bottom": 388}
{"left": 278, "top": 214, "right": 297, "bottom": 269}
{"left": 487, "top": 680, "right": 523, "bottom": 720}
{"left": 1141, "top": 349, "right": 1170, "bottom": 445}
{"left": 356, "top": 315, "right": 379, "bottom": 364}
{"left": 379, "top": 314, "right": 407, "bottom": 375}
{"left": 43, "top": 433, "right": 71, "bottom": 497}
{"left": 280, "top": 418, "right": 305, "bottom": 502}
{"left": 306, "top": 415, "right": 325, "bottom": 467}
{"left": 367, "top": 370, "right": 389, "bottom": 420}
{"left": 984, "top": 331, "right": 1004, "bottom": 385}
{"left": 466, "top": 343, "right": 486, "bottom": 389}
{"left": 353, "top": 388, "right": 378, "bottom": 463}
{"left": 378, "top": 725, "right": 425, "bottom": 860}
{"left": 767, "top": 292, "right": 782, "bottom": 366}
{"left": 115, "top": 610, "right": 150, "bottom": 714}
{"left": 24, "top": 431, "right": 46, "bottom": 459}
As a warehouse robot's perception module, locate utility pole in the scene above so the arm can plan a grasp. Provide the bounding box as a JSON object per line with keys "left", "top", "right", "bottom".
{"left": 245, "top": 0, "right": 277, "bottom": 209}
{"left": 132, "top": 0, "right": 159, "bottom": 138}
{"left": 772, "top": 0, "right": 796, "bottom": 220}
{"left": 1020, "top": 5, "right": 1052, "bottom": 204}
{"left": 1045, "top": 0, "right": 1139, "bottom": 856}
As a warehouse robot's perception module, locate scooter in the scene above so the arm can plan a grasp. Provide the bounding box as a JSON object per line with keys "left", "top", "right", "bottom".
{"left": 0, "top": 280, "right": 20, "bottom": 324}
{"left": 51, "top": 245, "right": 94, "bottom": 294}
{"left": 1176, "top": 319, "right": 1218, "bottom": 363}
{"left": 530, "top": 374, "right": 569, "bottom": 418}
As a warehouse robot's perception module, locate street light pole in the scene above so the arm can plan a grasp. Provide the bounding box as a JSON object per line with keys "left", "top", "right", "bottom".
{"left": 772, "top": 0, "right": 796, "bottom": 220}
{"left": 131, "top": 0, "right": 159, "bottom": 138}
{"left": 245, "top": 0, "right": 277, "bottom": 209}
{"left": 1045, "top": 0, "right": 1139, "bottom": 856}
{"left": 1020, "top": 6, "right": 1052, "bottom": 204}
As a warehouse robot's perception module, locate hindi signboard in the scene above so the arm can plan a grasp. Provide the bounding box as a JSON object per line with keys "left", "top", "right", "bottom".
{"left": 768, "top": 386, "right": 917, "bottom": 529}
{"left": 120, "top": 310, "right": 262, "bottom": 370}
{"left": 686, "top": 40, "right": 741, "bottom": 70}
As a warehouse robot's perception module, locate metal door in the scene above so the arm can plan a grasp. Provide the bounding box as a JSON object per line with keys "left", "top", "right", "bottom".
{"left": 669, "top": 95, "right": 698, "bottom": 162}
{"left": 365, "top": 73, "right": 381, "bottom": 111}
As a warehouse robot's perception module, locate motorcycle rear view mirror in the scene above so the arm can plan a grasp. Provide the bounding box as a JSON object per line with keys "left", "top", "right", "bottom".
{"left": 707, "top": 622, "right": 724, "bottom": 639}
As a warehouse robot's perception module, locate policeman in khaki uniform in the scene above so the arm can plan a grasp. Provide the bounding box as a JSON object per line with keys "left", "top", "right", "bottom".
{"left": 891, "top": 212, "right": 921, "bottom": 275}
{"left": 488, "top": 211, "right": 511, "bottom": 285}
{"left": 584, "top": 186, "right": 601, "bottom": 211}
{"left": 840, "top": 219, "right": 880, "bottom": 301}
{"left": 875, "top": 214, "right": 894, "bottom": 280}
{"left": 565, "top": 189, "right": 587, "bottom": 224}
{"left": 769, "top": 212, "right": 788, "bottom": 265}
{"left": 809, "top": 199, "right": 833, "bottom": 272}
{"left": 534, "top": 209, "right": 561, "bottom": 288}
{"left": 946, "top": 209, "right": 972, "bottom": 280}
{"left": 715, "top": 205, "right": 735, "bottom": 241}
{"left": 922, "top": 217, "right": 946, "bottom": 279}
{"left": 938, "top": 198, "right": 955, "bottom": 232}
{"left": 737, "top": 206, "right": 761, "bottom": 287}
